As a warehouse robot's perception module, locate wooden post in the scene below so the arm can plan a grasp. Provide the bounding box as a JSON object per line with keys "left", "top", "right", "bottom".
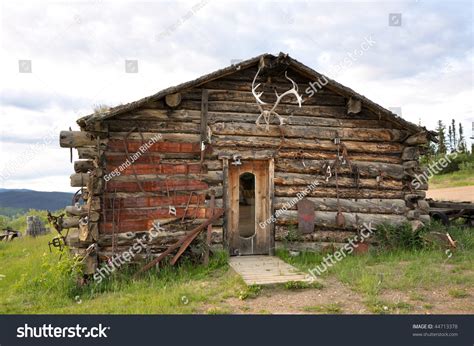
{"left": 204, "top": 190, "right": 216, "bottom": 265}
{"left": 200, "top": 89, "right": 209, "bottom": 143}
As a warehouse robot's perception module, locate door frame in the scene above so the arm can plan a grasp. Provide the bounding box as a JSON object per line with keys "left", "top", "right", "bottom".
{"left": 223, "top": 158, "right": 274, "bottom": 256}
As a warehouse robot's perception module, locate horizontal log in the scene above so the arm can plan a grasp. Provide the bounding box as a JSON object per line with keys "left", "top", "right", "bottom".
{"left": 60, "top": 131, "right": 96, "bottom": 148}
{"left": 115, "top": 107, "right": 397, "bottom": 130}
{"left": 275, "top": 159, "right": 405, "bottom": 179}
{"left": 275, "top": 226, "right": 357, "bottom": 242}
{"left": 274, "top": 172, "right": 403, "bottom": 190}
{"left": 108, "top": 172, "right": 222, "bottom": 185}
{"left": 108, "top": 132, "right": 199, "bottom": 143}
{"left": 274, "top": 197, "right": 407, "bottom": 214}
{"left": 100, "top": 215, "right": 224, "bottom": 234}
{"left": 62, "top": 216, "right": 81, "bottom": 229}
{"left": 175, "top": 100, "right": 352, "bottom": 118}
{"left": 106, "top": 120, "right": 199, "bottom": 133}
{"left": 105, "top": 179, "right": 209, "bottom": 193}
{"left": 77, "top": 147, "right": 98, "bottom": 159}
{"left": 106, "top": 162, "right": 204, "bottom": 176}
{"left": 106, "top": 139, "right": 200, "bottom": 154}
{"left": 405, "top": 132, "right": 429, "bottom": 145}
{"left": 210, "top": 122, "right": 406, "bottom": 142}
{"left": 74, "top": 160, "right": 95, "bottom": 173}
{"left": 98, "top": 227, "right": 222, "bottom": 247}
{"left": 115, "top": 109, "right": 200, "bottom": 121}
{"left": 209, "top": 111, "right": 394, "bottom": 128}
{"left": 276, "top": 210, "right": 408, "bottom": 230}
{"left": 212, "top": 135, "right": 404, "bottom": 154}
{"left": 103, "top": 185, "right": 223, "bottom": 199}
{"left": 402, "top": 147, "right": 420, "bottom": 161}
{"left": 275, "top": 186, "right": 405, "bottom": 199}
{"left": 214, "top": 147, "right": 401, "bottom": 164}
{"left": 105, "top": 152, "right": 200, "bottom": 164}
{"left": 165, "top": 92, "right": 182, "bottom": 108}
{"left": 65, "top": 205, "right": 100, "bottom": 221}
{"left": 104, "top": 207, "right": 218, "bottom": 221}
{"left": 70, "top": 173, "right": 89, "bottom": 187}
{"left": 185, "top": 89, "right": 346, "bottom": 106}
{"left": 103, "top": 194, "right": 207, "bottom": 209}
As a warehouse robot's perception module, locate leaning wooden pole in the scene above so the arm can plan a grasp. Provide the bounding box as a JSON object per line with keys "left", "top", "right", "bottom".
{"left": 135, "top": 208, "right": 224, "bottom": 276}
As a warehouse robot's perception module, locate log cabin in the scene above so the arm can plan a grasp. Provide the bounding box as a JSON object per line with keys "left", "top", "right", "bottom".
{"left": 59, "top": 52, "right": 435, "bottom": 274}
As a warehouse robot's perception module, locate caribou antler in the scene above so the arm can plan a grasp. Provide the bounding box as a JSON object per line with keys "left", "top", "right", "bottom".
{"left": 251, "top": 68, "right": 303, "bottom": 129}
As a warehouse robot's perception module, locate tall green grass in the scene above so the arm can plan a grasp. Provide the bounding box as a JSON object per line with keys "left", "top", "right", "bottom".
{"left": 0, "top": 235, "right": 244, "bottom": 314}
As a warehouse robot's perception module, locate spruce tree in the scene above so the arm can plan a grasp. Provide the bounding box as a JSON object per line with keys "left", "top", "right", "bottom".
{"left": 448, "top": 125, "right": 453, "bottom": 152}
{"left": 452, "top": 119, "right": 457, "bottom": 149}
{"left": 436, "top": 120, "right": 447, "bottom": 155}
{"left": 458, "top": 122, "right": 466, "bottom": 153}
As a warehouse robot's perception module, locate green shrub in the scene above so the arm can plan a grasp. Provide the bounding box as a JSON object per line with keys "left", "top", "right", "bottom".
{"left": 284, "top": 280, "right": 323, "bottom": 290}
{"left": 238, "top": 285, "right": 262, "bottom": 300}
{"left": 375, "top": 223, "right": 425, "bottom": 250}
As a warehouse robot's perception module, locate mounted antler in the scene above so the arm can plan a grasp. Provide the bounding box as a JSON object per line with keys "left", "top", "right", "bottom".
{"left": 251, "top": 68, "right": 303, "bottom": 129}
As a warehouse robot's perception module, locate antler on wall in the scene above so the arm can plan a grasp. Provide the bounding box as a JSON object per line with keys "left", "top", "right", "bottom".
{"left": 251, "top": 67, "right": 303, "bottom": 129}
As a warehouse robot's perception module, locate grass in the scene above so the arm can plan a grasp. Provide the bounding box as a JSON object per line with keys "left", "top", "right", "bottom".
{"left": 1, "top": 225, "right": 473, "bottom": 314}
{"left": 284, "top": 280, "right": 323, "bottom": 290}
{"left": 277, "top": 225, "right": 474, "bottom": 314}
{"left": 448, "top": 288, "right": 470, "bottom": 299}
{"left": 429, "top": 168, "right": 474, "bottom": 189}
{"left": 0, "top": 234, "right": 246, "bottom": 314}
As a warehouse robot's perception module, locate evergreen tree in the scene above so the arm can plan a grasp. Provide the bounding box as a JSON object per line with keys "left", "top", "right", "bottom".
{"left": 448, "top": 125, "right": 453, "bottom": 152}
{"left": 452, "top": 119, "right": 457, "bottom": 149}
{"left": 458, "top": 122, "right": 466, "bottom": 153}
{"left": 436, "top": 120, "right": 447, "bottom": 155}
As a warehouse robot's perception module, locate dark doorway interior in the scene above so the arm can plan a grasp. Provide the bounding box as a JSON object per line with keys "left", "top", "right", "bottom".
{"left": 239, "top": 172, "right": 255, "bottom": 238}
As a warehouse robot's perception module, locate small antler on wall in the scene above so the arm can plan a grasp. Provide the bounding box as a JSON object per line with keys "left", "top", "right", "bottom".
{"left": 251, "top": 67, "right": 303, "bottom": 129}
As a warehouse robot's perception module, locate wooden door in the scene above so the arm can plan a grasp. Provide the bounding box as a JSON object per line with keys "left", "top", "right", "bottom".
{"left": 227, "top": 160, "right": 273, "bottom": 255}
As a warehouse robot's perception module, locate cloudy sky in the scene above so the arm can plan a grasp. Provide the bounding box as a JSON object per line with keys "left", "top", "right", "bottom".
{"left": 0, "top": 0, "right": 472, "bottom": 192}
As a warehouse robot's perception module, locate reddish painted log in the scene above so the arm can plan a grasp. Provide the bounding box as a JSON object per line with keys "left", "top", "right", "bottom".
{"left": 105, "top": 180, "right": 208, "bottom": 193}
{"left": 106, "top": 163, "right": 204, "bottom": 175}
{"left": 105, "top": 153, "right": 162, "bottom": 165}
{"left": 105, "top": 207, "right": 213, "bottom": 220}
{"left": 103, "top": 194, "right": 206, "bottom": 209}
{"left": 106, "top": 139, "right": 200, "bottom": 153}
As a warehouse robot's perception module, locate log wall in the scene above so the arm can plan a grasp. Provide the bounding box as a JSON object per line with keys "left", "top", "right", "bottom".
{"left": 60, "top": 64, "right": 430, "bottom": 269}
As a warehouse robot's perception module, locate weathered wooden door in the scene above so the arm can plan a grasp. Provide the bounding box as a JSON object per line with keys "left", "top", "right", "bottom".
{"left": 226, "top": 159, "right": 273, "bottom": 255}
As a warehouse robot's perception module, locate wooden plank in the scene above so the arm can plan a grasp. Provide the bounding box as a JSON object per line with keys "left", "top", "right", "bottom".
{"left": 200, "top": 89, "right": 209, "bottom": 143}
{"left": 229, "top": 256, "right": 308, "bottom": 286}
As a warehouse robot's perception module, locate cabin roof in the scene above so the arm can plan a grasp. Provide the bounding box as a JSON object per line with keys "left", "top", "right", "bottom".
{"left": 77, "top": 52, "right": 434, "bottom": 138}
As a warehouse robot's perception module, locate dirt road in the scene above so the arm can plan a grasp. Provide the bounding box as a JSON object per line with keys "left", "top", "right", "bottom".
{"left": 427, "top": 186, "right": 474, "bottom": 202}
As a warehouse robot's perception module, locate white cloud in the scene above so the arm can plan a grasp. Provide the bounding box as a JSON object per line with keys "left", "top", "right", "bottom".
{"left": 1, "top": 0, "right": 472, "bottom": 191}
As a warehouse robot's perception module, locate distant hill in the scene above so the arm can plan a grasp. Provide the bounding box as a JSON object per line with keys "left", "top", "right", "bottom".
{"left": 0, "top": 189, "right": 73, "bottom": 213}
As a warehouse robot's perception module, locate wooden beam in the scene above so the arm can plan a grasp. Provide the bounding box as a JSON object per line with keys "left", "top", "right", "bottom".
{"left": 165, "top": 93, "right": 182, "bottom": 108}
{"left": 60, "top": 131, "right": 96, "bottom": 148}
{"left": 200, "top": 89, "right": 209, "bottom": 143}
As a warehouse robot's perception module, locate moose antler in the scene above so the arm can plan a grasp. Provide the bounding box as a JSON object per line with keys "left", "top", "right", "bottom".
{"left": 251, "top": 68, "right": 303, "bottom": 129}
